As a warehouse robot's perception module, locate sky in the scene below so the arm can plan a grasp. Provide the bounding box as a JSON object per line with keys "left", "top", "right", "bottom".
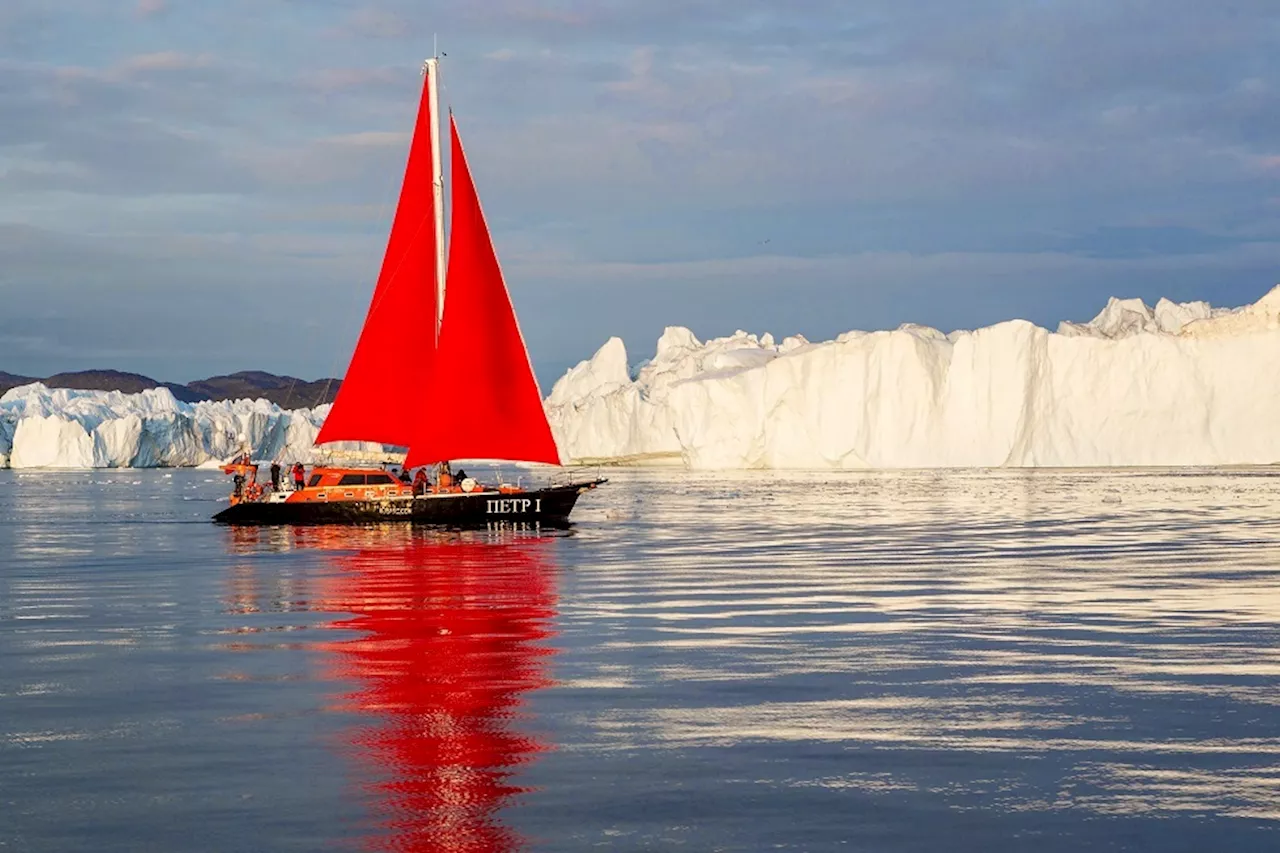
{"left": 1, "top": 0, "right": 1278, "bottom": 389}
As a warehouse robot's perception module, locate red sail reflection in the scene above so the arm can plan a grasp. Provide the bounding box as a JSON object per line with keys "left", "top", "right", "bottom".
{"left": 305, "top": 527, "right": 560, "bottom": 853}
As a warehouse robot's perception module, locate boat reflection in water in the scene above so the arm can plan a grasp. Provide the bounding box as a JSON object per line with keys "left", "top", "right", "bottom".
{"left": 229, "top": 524, "right": 561, "bottom": 852}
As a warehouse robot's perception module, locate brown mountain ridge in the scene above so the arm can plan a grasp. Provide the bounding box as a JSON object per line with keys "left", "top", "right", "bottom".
{"left": 0, "top": 369, "right": 341, "bottom": 408}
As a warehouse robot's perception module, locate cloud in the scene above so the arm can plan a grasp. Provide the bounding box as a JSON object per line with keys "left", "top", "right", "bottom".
{"left": 135, "top": 0, "right": 167, "bottom": 18}
{"left": 306, "top": 66, "right": 400, "bottom": 93}
{"left": 0, "top": 223, "right": 372, "bottom": 379}
{"left": 2, "top": 0, "right": 1278, "bottom": 383}
{"left": 340, "top": 5, "right": 412, "bottom": 39}
{"left": 0, "top": 110, "right": 258, "bottom": 196}
{"left": 0, "top": 55, "right": 267, "bottom": 196}
{"left": 484, "top": 0, "right": 588, "bottom": 27}
{"left": 236, "top": 129, "right": 412, "bottom": 189}
{"left": 322, "top": 130, "right": 411, "bottom": 148}
{"left": 118, "top": 51, "right": 211, "bottom": 74}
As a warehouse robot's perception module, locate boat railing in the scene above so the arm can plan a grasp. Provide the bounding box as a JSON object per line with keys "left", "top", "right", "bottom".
{"left": 475, "top": 465, "right": 604, "bottom": 491}
{"left": 549, "top": 466, "right": 606, "bottom": 486}
{"left": 317, "top": 447, "right": 408, "bottom": 466}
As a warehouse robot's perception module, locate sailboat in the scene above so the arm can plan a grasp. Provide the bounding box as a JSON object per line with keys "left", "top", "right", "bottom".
{"left": 214, "top": 57, "right": 605, "bottom": 526}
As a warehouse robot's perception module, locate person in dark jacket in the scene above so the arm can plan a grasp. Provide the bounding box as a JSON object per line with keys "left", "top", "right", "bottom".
{"left": 270, "top": 462, "right": 282, "bottom": 491}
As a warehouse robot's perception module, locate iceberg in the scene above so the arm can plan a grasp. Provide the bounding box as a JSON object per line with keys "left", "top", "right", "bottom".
{"left": 0, "top": 385, "right": 378, "bottom": 469}
{"left": 545, "top": 285, "right": 1280, "bottom": 469}
{"left": 4, "top": 286, "right": 1279, "bottom": 470}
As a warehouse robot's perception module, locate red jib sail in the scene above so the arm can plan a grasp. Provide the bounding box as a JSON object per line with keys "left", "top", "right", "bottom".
{"left": 316, "top": 75, "right": 439, "bottom": 448}
{"left": 403, "top": 116, "right": 561, "bottom": 468}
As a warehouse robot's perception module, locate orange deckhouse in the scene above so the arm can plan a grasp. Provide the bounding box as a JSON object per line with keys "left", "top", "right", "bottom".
{"left": 291, "top": 469, "right": 412, "bottom": 503}
{"left": 214, "top": 55, "right": 603, "bottom": 526}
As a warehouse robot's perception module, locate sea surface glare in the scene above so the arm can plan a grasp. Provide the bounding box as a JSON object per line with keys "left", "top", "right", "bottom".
{"left": 1, "top": 468, "right": 1279, "bottom": 851}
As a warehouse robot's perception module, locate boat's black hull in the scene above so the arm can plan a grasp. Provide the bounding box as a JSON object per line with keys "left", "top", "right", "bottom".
{"left": 212, "top": 481, "right": 602, "bottom": 527}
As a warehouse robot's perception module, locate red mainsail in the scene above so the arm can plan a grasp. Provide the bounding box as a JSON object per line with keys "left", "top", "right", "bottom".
{"left": 403, "top": 116, "right": 561, "bottom": 468}
{"left": 316, "top": 75, "right": 440, "bottom": 448}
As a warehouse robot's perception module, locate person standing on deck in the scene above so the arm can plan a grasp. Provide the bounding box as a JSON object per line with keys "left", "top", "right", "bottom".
{"left": 270, "top": 462, "right": 282, "bottom": 492}
{"left": 412, "top": 467, "right": 428, "bottom": 495}
{"left": 292, "top": 462, "right": 306, "bottom": 491}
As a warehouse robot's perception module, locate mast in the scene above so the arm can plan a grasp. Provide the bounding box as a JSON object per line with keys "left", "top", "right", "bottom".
{"left": 423, "top": 57, "right": 447, "bottom": 344}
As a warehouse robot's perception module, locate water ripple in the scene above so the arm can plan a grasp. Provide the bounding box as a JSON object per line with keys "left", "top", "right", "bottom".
{"left": 1, "top": 468, "right": 1278, "bottom": 850}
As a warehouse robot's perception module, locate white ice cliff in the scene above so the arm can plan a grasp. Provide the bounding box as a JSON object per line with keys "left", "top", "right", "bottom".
{"left": 544, "top": 286, "right": 1280, "bottom": 468}
{"left": 4, "top": 287, "right": 1279, "bottom": 469}
{"left": 0, "top": 386, "right": 379, "bottom": 469}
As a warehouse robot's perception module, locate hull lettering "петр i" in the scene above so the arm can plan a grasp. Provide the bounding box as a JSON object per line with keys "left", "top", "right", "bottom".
{"left": 486, "top": 498, "right": 542, "bottom": 514}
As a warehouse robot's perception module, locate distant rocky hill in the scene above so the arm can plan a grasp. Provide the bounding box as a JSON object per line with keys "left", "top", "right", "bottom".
{"left": 0, "top": 369, "right": 341, "bottom": 408}
{"left": 0, "top": 371, "right": 38, "bottom": 391}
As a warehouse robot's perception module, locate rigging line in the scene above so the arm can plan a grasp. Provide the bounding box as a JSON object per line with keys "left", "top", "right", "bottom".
{"left": 280, "top": 374, "right": 298, "bottom": 412}
{"left": 316, "top": 376, "right": 334, "bottom": 409}
{"left": 437, "top": 61, "right": 451, "bottom": 109}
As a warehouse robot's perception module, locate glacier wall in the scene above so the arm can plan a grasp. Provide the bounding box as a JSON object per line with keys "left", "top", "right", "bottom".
{"left": 4, "top": 287, "right": 1279, "bottom": 469}
{"left": 0, "top": 385, "right": 379, "bottom": 469}
{"left": 545, "top": 286, "right": 1280, "bottom": 469}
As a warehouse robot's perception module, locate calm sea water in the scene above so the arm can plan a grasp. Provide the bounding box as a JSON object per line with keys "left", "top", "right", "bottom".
{"left": 1, "top": 467, "right": 1279, "bottom": 852}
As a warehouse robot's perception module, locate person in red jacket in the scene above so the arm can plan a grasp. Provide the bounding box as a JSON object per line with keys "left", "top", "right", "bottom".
{"left": 292, "top": 462, "right": 306, "bottom": 491}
